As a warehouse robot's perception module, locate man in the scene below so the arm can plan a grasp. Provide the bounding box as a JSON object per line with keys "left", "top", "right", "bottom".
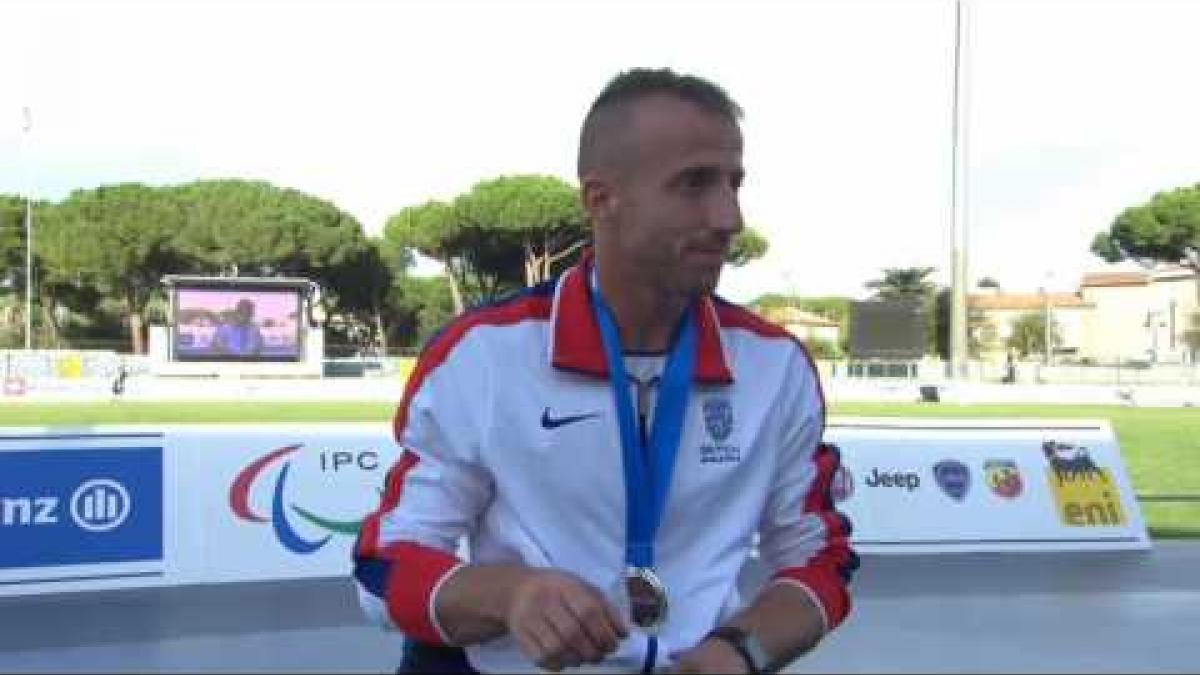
{"left": 211, "top": 298, "right": 265, "bottom": 356}
{"left": 354, "top": 68, "right": 857, "bottom": 674}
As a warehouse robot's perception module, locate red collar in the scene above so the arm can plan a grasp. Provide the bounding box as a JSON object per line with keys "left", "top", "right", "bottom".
{"left": 549, "top": 254, "right": 734, "bottom": 385}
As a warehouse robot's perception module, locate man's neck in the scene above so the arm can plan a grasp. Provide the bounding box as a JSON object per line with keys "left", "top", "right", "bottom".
{"left": 594, "top": 260, "right": 690, "bottom": 353}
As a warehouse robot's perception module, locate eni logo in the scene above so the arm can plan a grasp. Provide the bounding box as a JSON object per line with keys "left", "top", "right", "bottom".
{"left": 1042, "top": 440, "right": 1127, "bottom": 527}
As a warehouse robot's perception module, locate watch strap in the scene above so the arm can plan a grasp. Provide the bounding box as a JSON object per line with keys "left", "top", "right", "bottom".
{"left": 705, "top": 626, "right": 769, "bottom": 674}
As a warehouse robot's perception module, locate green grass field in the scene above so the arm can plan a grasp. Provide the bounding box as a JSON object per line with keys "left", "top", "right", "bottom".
{"left": 2, "top": 400, "right": 1196, "bottom": 538}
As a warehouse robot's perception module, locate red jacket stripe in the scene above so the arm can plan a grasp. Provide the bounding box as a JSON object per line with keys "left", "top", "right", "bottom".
{"left": 355, "top": 450, "right": 419, "bottom": 559}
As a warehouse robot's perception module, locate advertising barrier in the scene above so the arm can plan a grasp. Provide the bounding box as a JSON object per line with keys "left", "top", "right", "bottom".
{"left": 0, "top": 419, "right": 1149, "bottom": 597}
{"left": 0, "top": 432, "right": 166, "bottom": 592}
{"left": 825, "top": 418, "right": 1150, "bottom": 553}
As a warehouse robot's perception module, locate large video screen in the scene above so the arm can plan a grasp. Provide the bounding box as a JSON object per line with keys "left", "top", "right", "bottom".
{"left": 849, "top": 299, "right": 928, "bottom": 360}
{"left": 172, "top": 287, "right": 303, "bottom": 361}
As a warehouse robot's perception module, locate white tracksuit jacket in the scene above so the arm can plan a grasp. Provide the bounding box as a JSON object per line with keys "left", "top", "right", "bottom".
{"left": 354, "top": 254, "right": 857, "bottom": 673}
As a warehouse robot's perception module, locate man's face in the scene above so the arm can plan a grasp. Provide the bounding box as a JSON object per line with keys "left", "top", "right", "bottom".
{"left": 598, "top": 95, "right": 745, "bottom": 298}
{"left": 235, "top": 301, "right": 255, "bottom": 323}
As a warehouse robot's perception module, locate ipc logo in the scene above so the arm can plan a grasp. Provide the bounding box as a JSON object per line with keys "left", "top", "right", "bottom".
{"left": 70, "top": 479, "right": 132, "bottom": 532}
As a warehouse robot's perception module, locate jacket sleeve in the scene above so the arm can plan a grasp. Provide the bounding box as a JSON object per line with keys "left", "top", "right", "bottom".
{"left": 353, "top": 334, "right": 493, "bottom": 645}
{"left": 756, "top": 347, "right": 858, "bottom": 633}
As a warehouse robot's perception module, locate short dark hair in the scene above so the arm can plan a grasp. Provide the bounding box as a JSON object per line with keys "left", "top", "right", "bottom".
{"left": 577, "top": 67, "right": 743, "bottom": 179}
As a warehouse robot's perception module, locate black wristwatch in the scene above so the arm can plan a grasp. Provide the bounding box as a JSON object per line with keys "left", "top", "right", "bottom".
{"left": 705, "top": 626, "right": 771, "bottom": 674}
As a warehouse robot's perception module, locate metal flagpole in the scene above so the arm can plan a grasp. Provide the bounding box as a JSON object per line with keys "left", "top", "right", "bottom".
{"left": 22, "top": 106, "right": 33, "bottom": 351}
{"left": 949, "top": 0, "right": 971, "bottom": 379}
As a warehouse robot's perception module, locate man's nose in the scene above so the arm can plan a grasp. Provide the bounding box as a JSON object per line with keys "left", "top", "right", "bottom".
{"left": 710, "top": 190, "right": 743, "bottom": 235}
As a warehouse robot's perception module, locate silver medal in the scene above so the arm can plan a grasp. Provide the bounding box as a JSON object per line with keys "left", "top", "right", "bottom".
{"left": 624, "top": 566, "right": 668, "bottom": 634}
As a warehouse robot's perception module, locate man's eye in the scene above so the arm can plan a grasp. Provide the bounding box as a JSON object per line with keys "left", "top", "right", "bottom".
{"left": 682, "top": 170, "right": 711, "bottom": 189}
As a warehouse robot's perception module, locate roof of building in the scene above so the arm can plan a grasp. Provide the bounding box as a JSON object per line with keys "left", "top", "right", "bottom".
{"left": 1151, "top": 265, "right": 1197, "bottom": 282}
{"left": 969, "top": 293, "right": 1093, "bottom": 311}
{"left": 761, "top": 306, "right": 840, "bottom": 328}
{"left": 1079, "top": 272, "right": 1150, "bottom": 288}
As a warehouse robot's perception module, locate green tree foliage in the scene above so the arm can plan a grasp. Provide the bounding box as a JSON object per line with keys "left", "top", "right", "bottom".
{"left": 1092, "top": 183, "right": 1200, "bottom": 302}
{"left": 386, "top": 176, "right": 774, "bottom": 317}
{"left": 172, "top": 179, "right": 368, "bottom": 286}
{"left": 1006, "top": 311, "right": 1061, "bottom": 359}
{"left": 932, "top": 287, "right": 986, "bottom": 359}
{"left": 0, "top": 195, "right": 26, "bottom": 290}
{"left": 389, "top": 275, "right": 455, "bottom": 353}
{"left": 43, "top": 184, "right": 190, "bottom": 354}
{"left": 748, "top": 294, "right": 850, "bottom": 355}
{"left": 27, "top": 202, "right": 105, "bottom": 347}
{"left": 865, "top": 267, "right": 938, "bottom": 357}
{"left": 865, "top": 266, "right": 937, "bottom": 301}
{"left": 453, "top": 175, "right": 588, "bottom": 286}
{"left": 1, "top": 195, "right": 30, "bottom": 346}
{"left": 801, "top": 337, "right": 841, "bottom": 359}
{"left": 385, "top": 177, "right": 585, "bottom": 315}
{"left": 727, "top": 228, "right": 768, "bottom": 267}
{"left": 1184, "top": 311, "right": 1200, "bottom": 359}
{"left": 383, "top": 200, "right": 472, "bottom": 314}
{"left": 323, "top": 240, "right": 395, "bottom": 355}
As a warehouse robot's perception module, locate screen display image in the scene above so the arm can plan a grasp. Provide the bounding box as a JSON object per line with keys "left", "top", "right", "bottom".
{"left": 173, "top": 288, "right": 303, "bottom": 361}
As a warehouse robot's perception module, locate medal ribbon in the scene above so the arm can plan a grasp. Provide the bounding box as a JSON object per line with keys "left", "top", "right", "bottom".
{"left": 589, "top": 275, "right": 697, "bottom": 571}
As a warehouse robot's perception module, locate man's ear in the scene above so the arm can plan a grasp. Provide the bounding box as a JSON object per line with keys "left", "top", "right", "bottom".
{"left": 580, "top": 173, "right": 617, "bottom": 225}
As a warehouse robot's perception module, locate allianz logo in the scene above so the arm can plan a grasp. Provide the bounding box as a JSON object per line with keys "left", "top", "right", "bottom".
{"left": 1, "top": 479, "right": 131, "bottom": 532}
{"left": 864, "top": 468, "right": 921, "bottom": 491}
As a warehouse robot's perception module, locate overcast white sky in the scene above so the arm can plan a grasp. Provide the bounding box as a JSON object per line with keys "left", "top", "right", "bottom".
{"left": 3, "top": 0, "right": 1198, "bottom": 302}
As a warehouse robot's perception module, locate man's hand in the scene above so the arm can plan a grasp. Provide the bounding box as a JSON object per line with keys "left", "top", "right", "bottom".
{"left": 671, "top": 637, "right": 752, "bottom": 674}
{"left": 505, "top": 569, "right": 629, "bottom": 672}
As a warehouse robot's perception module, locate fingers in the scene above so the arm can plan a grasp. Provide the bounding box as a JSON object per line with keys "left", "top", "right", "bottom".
{"left": 601, "top": 591, "right": 630, "bottom": 641}
{"left": 542, "top": 598, "right": 598, "bottom": 668}
{"left": 509, "top": 574, "right": 629, "bottom": 671}
{"left": 563, "top": 591, "right": 625, "bottom": 657}
{"left": 512, "top": 620, "right": 556, "bottom": 671}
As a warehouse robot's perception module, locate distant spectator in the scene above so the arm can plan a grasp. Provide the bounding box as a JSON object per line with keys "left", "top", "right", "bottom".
{"left": 1003, "top": 349, "right": 1017, "bottom": 384}
{"left": 111, "top": 361, "right": 129, "bottom": 398}
{"left": 211, "top": 299, "right": 265, "bottom": 356}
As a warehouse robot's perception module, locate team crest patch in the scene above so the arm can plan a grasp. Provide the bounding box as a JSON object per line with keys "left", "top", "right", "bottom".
{"left": 699, "top": 397, "right": 739, "bottom": 464}
{"left": 702, "top": 398, "right": 733, "bottom": 443}
{"left": 984, "top": 459, "right": 1023, "bottom": 499}
{"left": 933, "top": 459, "right": 970, "bottom": 501}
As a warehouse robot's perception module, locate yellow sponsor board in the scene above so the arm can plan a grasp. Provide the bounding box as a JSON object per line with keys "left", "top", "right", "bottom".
{"left": 1047, "top": 467, "right": 1127, "bottom": 527}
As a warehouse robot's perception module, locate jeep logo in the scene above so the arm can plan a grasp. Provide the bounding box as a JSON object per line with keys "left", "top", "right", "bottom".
{"left": 864, "top": 468, "right": 921, "bottom": 491}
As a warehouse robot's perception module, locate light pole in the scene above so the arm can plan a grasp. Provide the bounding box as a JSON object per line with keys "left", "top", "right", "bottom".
{"left": 1041, "top": 285, "right": 1051, "bottom": 366}
{"left": 21, "top": 106, "right": 33, "bottom": 351}
{"left": 1041, "top": 270, "right": 1055, "bottom": 367}
{"left": 949, "top": 0, "right": 972, "bottom": 380}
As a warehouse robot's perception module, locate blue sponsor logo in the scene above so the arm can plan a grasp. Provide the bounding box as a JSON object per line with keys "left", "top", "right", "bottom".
{"left": 933, "top": 459, "right": 971, "bottom": 501}
{"left": 0, "top": 447, "right": 163, "bottom": 569}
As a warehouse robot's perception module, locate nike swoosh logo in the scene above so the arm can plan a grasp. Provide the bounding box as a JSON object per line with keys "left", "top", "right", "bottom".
{"left": 541, "top": 407, "right": 600, "bottom": 429}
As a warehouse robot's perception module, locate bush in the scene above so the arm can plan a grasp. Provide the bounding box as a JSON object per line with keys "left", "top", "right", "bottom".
{"left": 803, "top": 337, "right": 841, "bottom": 360}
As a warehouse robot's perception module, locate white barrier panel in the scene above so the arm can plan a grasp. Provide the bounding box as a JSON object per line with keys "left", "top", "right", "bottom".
{"left": 0, "top": 418, "right": 1150, "bottom": 596}
{"left": 825, "top": 418, "right": 1150, "bottom": 553}
{"left": 169, "top": 426, "right": 401, "bottom": 586}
